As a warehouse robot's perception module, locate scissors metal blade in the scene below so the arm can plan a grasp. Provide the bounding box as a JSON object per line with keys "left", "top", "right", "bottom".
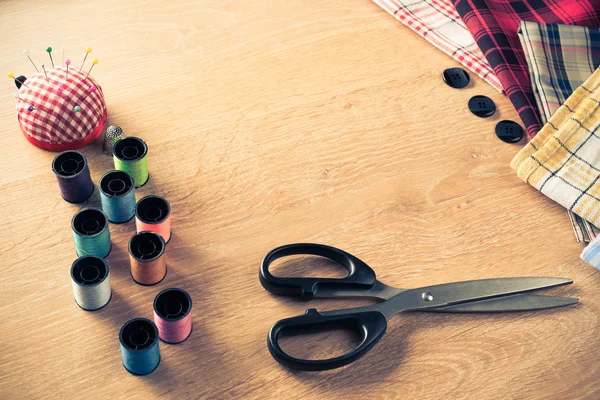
{"left": 425, "top": 294, "right": 579, "bottom": 313}
{"left": 377, "top": 277, "right": 573, "bottom": 319}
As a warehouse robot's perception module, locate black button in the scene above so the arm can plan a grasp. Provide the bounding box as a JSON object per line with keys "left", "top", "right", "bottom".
{"left": 495, "top": 120, "right": 524, "bottom": 143}
{"left": 15, "top": 75, "right": 26, "bottom": 89}
{"left": 468, "top": 95, "right": 496, "bottom": 118}
{"left": 443, "top": 68, "right": 470, "bottom": 89}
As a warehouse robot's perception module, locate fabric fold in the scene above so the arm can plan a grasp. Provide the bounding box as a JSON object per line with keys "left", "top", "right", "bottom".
{"left": 451, "top": 0, "right": 600, "bottom": 137}
{"left": 511, "top": 67, "right": 600, "bottom": 230}
{"left": 581, "top": 238, "right": 600, "bottom": 269}
{"left": 372, "top": 0, "right": 502, "bottom": 91}
{"left": 517, "top": 21, "right": 600, "bottom": 242}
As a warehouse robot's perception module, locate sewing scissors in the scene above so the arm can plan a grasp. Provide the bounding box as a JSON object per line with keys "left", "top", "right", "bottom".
{"left": 259, "top": 243, "right": 578, "bottom": 371}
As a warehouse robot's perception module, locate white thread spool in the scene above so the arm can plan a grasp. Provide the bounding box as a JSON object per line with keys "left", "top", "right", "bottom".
{"left": 71, "top": 256, "right": 111, "bottom": 311}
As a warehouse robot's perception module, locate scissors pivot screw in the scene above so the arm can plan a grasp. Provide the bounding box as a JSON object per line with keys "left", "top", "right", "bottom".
{"left": 422, "top": 292, "right": 434, "bottom": 302}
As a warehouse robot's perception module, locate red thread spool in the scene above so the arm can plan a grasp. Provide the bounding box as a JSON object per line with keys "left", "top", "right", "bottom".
{"left": 135, "top": 195, "right": 171, "bottom": 243}
{"left": 153, "top": 288, "right": 193, "bottom": 344}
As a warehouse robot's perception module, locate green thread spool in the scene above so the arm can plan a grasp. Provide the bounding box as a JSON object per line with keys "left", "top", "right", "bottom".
{"left": 72, "top": 208, "right": 111, "bottom": 258}
{"left": 113, "top": 137, "right": 149, "bottom": 188}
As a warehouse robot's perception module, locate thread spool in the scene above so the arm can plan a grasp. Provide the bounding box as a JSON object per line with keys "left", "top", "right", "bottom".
{"left": 113, "top": 137, "right": 149, "bottom": 188}
{"left": 128, "top": 231, "right": 166, "bottom": 285}
{"left": 52, "top": 151, "right": 94, "bottom": 203}
{"left": 119, "top": 318, "right": 160, "bottom": 375}
{"left": 153, "top": 288, "right": 193, "bottom": 344}
{"left": 71, "top": 256, "right": 111, "bottom": 311}
{"left": 72, "top": 208, "right": 111, "bottom": 258}
{"left": 135, "top": 195, "right": 171, "bottom": 243}
{"left": 100, "top": 171, "right": 136, "bottom": 224}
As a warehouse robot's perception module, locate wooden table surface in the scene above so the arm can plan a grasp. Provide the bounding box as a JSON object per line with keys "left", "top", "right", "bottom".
{"left": 1, "top": 0, "right": 599, "bottom": 398}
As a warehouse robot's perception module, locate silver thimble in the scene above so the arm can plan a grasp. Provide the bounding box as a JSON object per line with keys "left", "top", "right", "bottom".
{"left": 103, "top": 125, "right": 123, "bottom": 155}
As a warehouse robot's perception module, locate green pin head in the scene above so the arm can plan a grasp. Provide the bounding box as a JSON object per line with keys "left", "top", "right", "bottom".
{"left": 74, "top": 106, "right": 81, "bottom": 113}
{"left": 46, "top": 47, "right": 52, "bottom": 52}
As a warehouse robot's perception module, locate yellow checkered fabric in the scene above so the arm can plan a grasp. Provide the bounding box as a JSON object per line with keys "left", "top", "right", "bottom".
{"left": 511, "top": 67, "right": 600, "bottom": 226}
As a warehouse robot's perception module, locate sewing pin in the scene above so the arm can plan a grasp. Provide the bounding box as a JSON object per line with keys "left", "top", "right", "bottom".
{"left": 23, "top": 49, "right": 39, "bottom": 73}
{"left": 8, "top": 72, "right": 29, "bottom": 88}
{"left": 74, "top": 105, "right": 81, "bottom": 113}
{"left": 80, "top": 47, "right": 92, "bottom": 70}
{"left": 46, "top": 47, "right": 54, "bottom": 68}
{"left": 27, "top": 105, "right": 36, "bottom": 112}
{"left": 42, "top": 64, "right": 49, "bottom": 80}
{"left": 65, "top": 59, "right": 71, "bottom": 80}
{"left": 85, "top": 58, "right": 98, "bottom": 79}
{"left": 83, "top": 85, "right": 97, "bottom": 101}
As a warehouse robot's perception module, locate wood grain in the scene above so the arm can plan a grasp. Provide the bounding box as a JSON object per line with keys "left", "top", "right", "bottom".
{"left": 0, "top": 0, "right": 598, "bottom": 398}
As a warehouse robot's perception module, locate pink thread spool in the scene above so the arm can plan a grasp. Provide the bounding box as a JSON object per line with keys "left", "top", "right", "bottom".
{"left": 135, "top": 195, "right": 171, "bottom": 243}
{"left": 153, "top": 288, "right": 192, "bottom": 344}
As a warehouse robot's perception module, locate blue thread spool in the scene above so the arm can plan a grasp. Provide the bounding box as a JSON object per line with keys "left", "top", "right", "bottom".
{"left": 119, "top": 318, "right": 161, "bottom": 375}
{"left": 71, "top": 208, "right": 111, "bottom": 258}
{"left": 99, "top": 171, "right": 135, "bottom": 223}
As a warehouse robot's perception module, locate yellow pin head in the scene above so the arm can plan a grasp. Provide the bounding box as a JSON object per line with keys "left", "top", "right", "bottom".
{"left": 85, "top": 47, "right": 92, "bottom": 54}
{"left": 92, "top": 58, "right": 98, "bottom": 65}
{"left": 8, "top": 72, "right": 14, "bottom": 79}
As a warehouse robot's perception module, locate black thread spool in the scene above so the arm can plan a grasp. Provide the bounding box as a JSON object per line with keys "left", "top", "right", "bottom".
{"left": 52, "top": 151, "right": 94, "bottom": 203}
{"left": 119, "top": 318, "right": 161, "bottom": 375}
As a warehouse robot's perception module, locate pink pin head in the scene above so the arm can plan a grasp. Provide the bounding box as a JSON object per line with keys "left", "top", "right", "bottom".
{"left": 65, "top": 59, "right": 71, "bottom": 66}
{"left": 89, "top": 85, "right": 96, "bottom": 92}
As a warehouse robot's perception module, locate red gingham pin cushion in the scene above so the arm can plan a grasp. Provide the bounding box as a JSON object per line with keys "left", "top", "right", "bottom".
{"left": 15, "top": 66, "right": 107, "bottom": 152}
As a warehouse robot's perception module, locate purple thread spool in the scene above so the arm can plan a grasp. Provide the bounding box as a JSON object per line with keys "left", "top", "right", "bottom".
{"left": 52, "top": 151, "right": 94, "bottom": 203}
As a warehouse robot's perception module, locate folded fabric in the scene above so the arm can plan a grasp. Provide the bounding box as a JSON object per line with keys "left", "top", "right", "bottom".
{"left": 372, "top": 0, "right": 502, "bottom": 91}
{"left": 511, "top": 67, "right": 600, "bottom": 230}
{"left": 452, "top": 0, "right": 600, "bottom": 138}
{"left": 581, "top": 237, "right": 600, "bottom": 269}
{"left": 518, "top": 21, "right": 600, "bottom": 242}
{"left": 569, "top": 213, "right": 599, "bottom": 242}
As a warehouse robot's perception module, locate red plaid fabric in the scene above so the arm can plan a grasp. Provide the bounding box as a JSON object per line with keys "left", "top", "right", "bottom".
{"left": 16, "top": 65, "right": 106, "bottom": 151}
{"left": 451, "top": 0, "right": 600, "bottom": 137}
{"left": 373, "top": 0, "right": 503, "bottom": 92}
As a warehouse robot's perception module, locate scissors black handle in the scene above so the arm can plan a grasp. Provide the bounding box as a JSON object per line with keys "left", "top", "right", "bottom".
{"left": 259, "top": 243, "right": 377, "bottom": 299}
{"left": 267, "top": 307, "right": 387, "bottom": 371}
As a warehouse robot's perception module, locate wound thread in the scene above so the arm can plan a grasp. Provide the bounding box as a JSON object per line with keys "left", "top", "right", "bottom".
{"left": 52, "top": 150, "right": 94, "bottom": 203}
{"left": 113, "top": 137, "right": 149, "bottom": 188}
{"left": 71, "top": 256, "right": 111, "bottom": 311}
{"left": 128, "top": 231, "right": 166, "bottom": 285}
{"left": 153, "top": 288, "right": 193, "bottom": 344}
{"left": 135, "top": 195, "right": 171, "bottom": 243}
{"left": 72, "top": 208, "right": 111, "bottom": 258}
{"left": 119, "top": 318, "right": 160, "bottom": 375}
{"left": 99, "top": 170, "right": 136, "bottom": 223}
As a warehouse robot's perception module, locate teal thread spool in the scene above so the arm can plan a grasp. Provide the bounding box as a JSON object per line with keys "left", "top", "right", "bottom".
{"left": 113, "top": 137, "right": 149, "bottom": 188}
{"left": 99, "top": 170, "right": 136, "bottom": 223}
{"left": 72, "top": 208, "right": 111, "bottom": 258}
{"left": 119, "top": 318, "right": 161, "bottom": 375}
